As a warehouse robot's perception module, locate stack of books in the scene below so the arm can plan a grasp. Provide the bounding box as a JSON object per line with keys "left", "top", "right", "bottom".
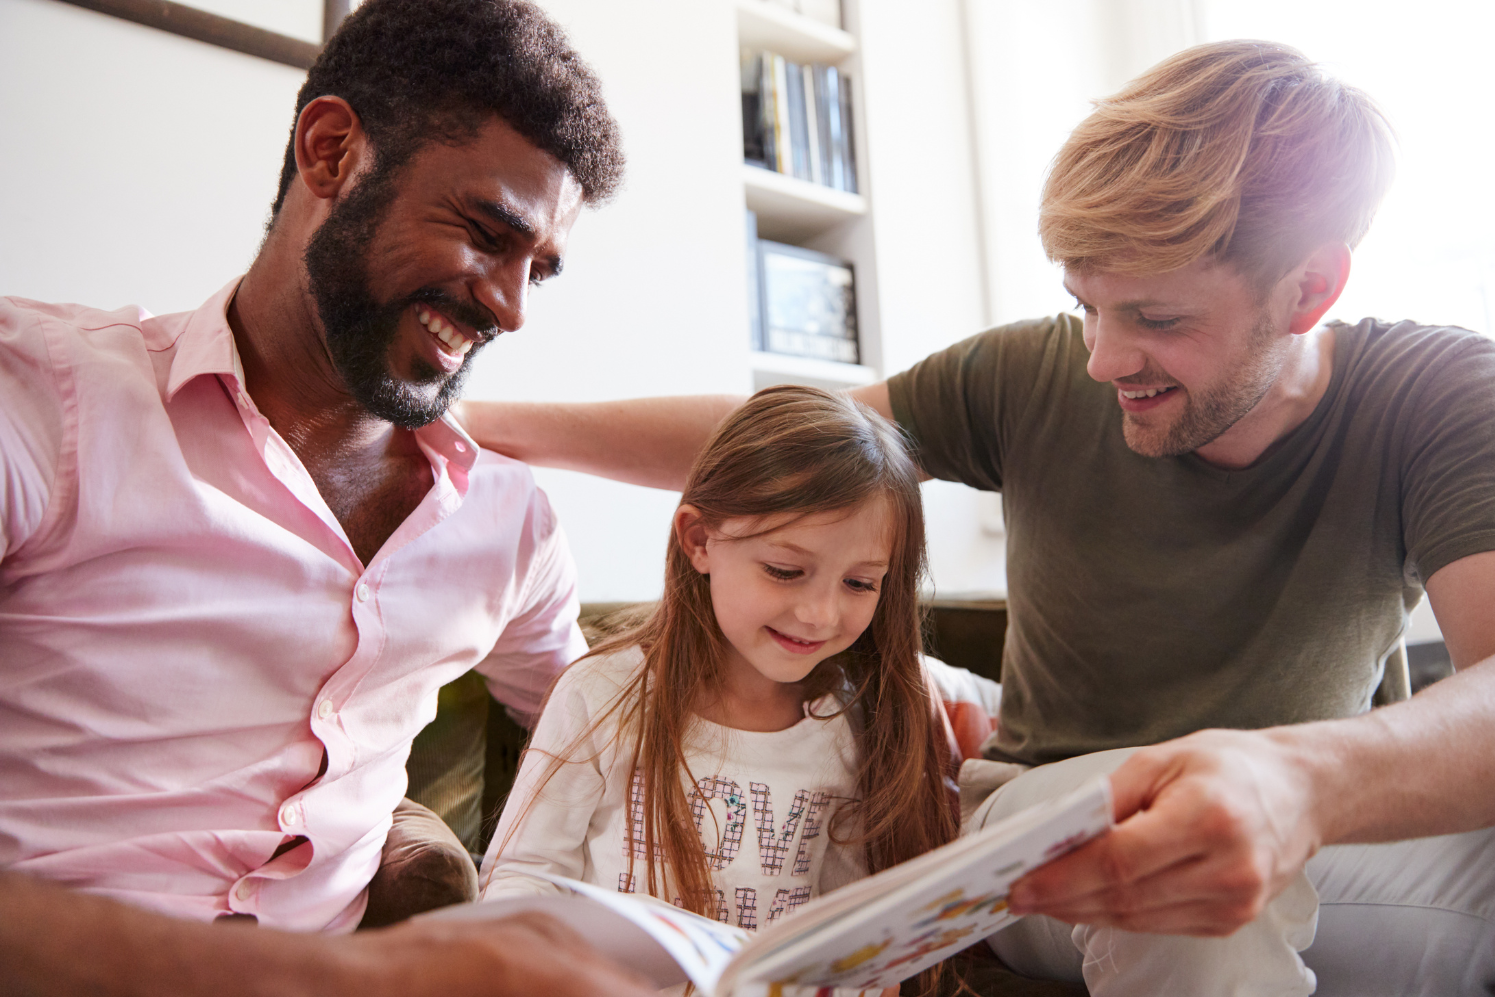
{"left": 741, "top": 51, "right": 857, "bottom": 194}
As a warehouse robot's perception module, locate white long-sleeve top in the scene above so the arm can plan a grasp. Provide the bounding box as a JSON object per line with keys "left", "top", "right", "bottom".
{"left": 480, "top": 647, "right": 866, "bottom": 930}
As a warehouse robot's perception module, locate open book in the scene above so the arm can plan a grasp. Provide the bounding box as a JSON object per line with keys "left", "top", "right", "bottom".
{"left": 430, "top": 777, "right": 1111, "bottom": 995}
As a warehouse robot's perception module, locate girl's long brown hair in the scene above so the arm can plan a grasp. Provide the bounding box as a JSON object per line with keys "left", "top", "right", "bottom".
{"left": 500, "top": 386, "right": 956, "bottom": 984}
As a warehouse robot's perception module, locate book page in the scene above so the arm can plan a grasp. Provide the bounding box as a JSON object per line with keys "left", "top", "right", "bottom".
{"left": 718, "top": 777, "right": 1113, "bottom": 994}
{"left": 533, "top": 874, "right": 751, "bottom": 994}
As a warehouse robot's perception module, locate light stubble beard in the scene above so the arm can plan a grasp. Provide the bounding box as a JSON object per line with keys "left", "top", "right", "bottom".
{"left": 1122, "top": 310, "right": 1289, "bottom": 459}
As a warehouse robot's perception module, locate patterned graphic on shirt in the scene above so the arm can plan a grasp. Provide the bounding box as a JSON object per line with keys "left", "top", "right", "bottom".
{"left": 735, "top": 885, "right": 759, "bottom": 930}
{"left": 618, "top": 773, "right": 836, "bottom": 931}
{"left": 623, "top": 769, "right": 663, "bottom": 860}
{"left": 751, "top": 782, "right": 811, "bottom": 876}
{"left": 688, "top": 776, "right": 747, "bottom": 870}
{"left": 766, "top": 885, "right": 813, "bottom": 924}
{"left": 792, "top": 791, "right": 831, "bottom": 876}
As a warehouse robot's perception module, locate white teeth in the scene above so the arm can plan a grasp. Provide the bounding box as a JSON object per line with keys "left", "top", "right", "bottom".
{"left": 1122, "top": 387, "right": 1170, "bottom": 399}
{"left": 417, "top": 307, "right": 472, "bottom": 356}
{"left": 435, "top": 326, "right": 470, "bottom": 355}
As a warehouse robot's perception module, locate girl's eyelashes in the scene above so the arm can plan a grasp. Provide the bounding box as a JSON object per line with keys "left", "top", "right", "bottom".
{"left": 762, "top": 562, "right": 882, "bottom": 592}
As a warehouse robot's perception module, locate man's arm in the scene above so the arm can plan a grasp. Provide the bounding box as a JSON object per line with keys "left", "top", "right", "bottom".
{"left": 455, "top": 384, "right": 896, "bottom": 493}
{"left": 0, "top": 870, "right": 652, "bottom": 997}
{"left": 1007, "top": 549, "right": 1495, "bottom": 936}
{"left": 456, "top": 396, "right": 743, "bottom": 492}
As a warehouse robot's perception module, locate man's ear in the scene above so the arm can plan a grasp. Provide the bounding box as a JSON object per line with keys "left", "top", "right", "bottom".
{"left": 1285, "top": 242, "right": 1352, "bottom": 335}
{"left": 293, "top": 96, "right": 368, "bottom": 202}
{"left": 674, "top": 505, "right": 713, "bottom": 575}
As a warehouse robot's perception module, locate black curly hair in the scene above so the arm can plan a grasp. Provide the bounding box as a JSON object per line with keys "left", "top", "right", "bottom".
{"left": 271, "top": 0, "right": 624, "bottom": 218}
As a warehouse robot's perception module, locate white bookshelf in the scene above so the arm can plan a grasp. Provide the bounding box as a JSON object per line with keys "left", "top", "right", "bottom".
{"left": 736, "top": 0, "right": 879, "bottom": 393}
{"left": 744, "top": 164, "right": 866, "bottom": 242}
{"left": 734, "top": 0, "right": 854, "bottom": 66}
{"left": 749, "top": 350, "right": 878, "bottom": 392}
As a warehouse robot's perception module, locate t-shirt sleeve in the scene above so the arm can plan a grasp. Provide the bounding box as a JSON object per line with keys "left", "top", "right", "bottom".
{"left": 478, "top": 660, "right": 615, "bottom": 899}
{"left": 885, "top": 316, "right": 1065, "bottom": 492}
{"left": 0, "top": 301, "right": 66, "bottom": 564}
{"left": 473, "top": 491, "right": 590, "bottom": 726}
{"left": 1399, "top": 330, "right": 1495, "bottom": 582}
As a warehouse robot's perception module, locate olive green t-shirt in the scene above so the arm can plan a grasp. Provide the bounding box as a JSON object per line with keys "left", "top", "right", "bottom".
{"left": 888, "top": 314, "right": 1495, "bottom": 765}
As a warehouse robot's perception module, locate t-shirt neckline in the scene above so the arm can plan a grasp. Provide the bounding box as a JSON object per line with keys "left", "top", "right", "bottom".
{"left": 1177, "top": 324, "right": 1353, "bottom": 482}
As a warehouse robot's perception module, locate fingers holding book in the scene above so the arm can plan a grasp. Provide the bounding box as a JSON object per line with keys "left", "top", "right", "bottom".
{"left": 1005, "top": 729, "right": 1321, "bottom": 938}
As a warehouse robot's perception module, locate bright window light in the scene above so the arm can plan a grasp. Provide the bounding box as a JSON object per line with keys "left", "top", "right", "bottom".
{"left": 1198, "top": 0, "right": 1495, "bottom": 335}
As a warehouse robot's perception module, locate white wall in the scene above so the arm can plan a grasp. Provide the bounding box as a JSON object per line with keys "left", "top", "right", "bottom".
{"left": 1197, "top": 0, "right": 1495, "bottom": 336}
{"left": 0, "top": 0, "right": 304, "bottom": 313}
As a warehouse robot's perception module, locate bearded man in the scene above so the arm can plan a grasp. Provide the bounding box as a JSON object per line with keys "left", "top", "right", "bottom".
{"left": 0, "top": 2, "right": 653, "bottom": 993}
{"left": 459, "top": 41, "right": 1495, "bottom": 994}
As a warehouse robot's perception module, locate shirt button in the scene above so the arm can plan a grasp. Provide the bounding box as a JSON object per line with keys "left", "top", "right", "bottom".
{"left": 234, "top": 880, "right": 255, "bottom": 901}
{"left": 316, "top": 699, "right": 334, "bottom": 720}
{"left": 355, "top": 583, "right": 370, "bottom": 602}
{"left": 280, "top": 803, "right": 301, "bottom": 827}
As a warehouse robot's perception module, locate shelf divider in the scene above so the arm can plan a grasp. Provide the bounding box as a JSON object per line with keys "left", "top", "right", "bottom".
{"left": 734, "top": 0, "right": 854, "bottom": 66}
{"left": 750, "top": 350, "right": 878, "bottom": 391}
{"left": 743, "top": 164, "right": 866, "bottom": 242}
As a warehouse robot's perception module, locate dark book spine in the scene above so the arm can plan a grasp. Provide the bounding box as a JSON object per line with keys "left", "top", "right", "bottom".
{"left": 741, "top": 51, "right": 766, "bottom": 167}
{"left": 839, "top": 73, "right": 858, "bottom": 194}
{"left": 761, "top": 54, "right": 776, "bottom": 172}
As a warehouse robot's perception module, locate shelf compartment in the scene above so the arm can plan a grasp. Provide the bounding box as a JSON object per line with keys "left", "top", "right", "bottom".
{"left": 750, "top": 350, "right": 878, "bottom": 392}
{"left": 743, "top": 164, "right": 866, "bottom": 242}
{"left": 735, "top": 0, "right": 855, "bottom": 66}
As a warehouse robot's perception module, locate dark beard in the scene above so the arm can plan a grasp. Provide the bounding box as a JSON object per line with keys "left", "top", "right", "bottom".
{"left": 302, "top": 162, "right": 492, "bottom": 430}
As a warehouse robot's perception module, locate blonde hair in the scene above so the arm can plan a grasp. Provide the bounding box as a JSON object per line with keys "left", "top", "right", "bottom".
{"left": 1040, "top": 40, "right": 1395, "bottom": 285}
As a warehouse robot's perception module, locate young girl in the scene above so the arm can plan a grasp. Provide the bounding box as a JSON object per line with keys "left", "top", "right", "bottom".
{"left": 479, "top": 385, "right": 957, "bottom": 989}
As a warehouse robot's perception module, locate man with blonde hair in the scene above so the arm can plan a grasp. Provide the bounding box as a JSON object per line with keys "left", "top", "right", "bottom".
{"left": 460, "top": 40, "right": 1495, "bottom": 994}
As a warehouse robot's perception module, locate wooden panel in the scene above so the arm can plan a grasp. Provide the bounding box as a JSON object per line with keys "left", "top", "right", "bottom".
{"left": 924, "top": 602, "right": 1007, "bottom": 684}
{"left": 55, "top": 0, "right": 321, "bottom": 68}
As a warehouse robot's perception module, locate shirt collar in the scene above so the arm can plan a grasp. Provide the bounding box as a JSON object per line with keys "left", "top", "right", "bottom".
{"left": 167, "top": 276, "right": 480, "bottom": 475}
{"left": 165, "top": 277, "right": 245, "bottom": 400}
{"left": 421, "top": 412, "right": 481, "bottom": 477}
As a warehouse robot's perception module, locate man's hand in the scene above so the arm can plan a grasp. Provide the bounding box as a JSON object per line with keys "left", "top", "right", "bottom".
{"left": 346, "top": 911, "right": 656, "bottom": 997}
{"left": 1006, "top": 728, "right": 1321, "bottom": 936}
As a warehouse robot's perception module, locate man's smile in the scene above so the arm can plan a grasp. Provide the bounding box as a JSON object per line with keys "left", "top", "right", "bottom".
{"left": 1115, "top": 383, "right": 1180, "bottom": 413}
{"left": 416, "top": 303, "right": 475, "bottom": 357}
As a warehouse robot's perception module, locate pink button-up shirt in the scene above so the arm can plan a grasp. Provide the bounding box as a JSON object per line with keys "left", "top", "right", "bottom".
{"left": 0, "top": 280, "right": 588, "bottom": 931}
